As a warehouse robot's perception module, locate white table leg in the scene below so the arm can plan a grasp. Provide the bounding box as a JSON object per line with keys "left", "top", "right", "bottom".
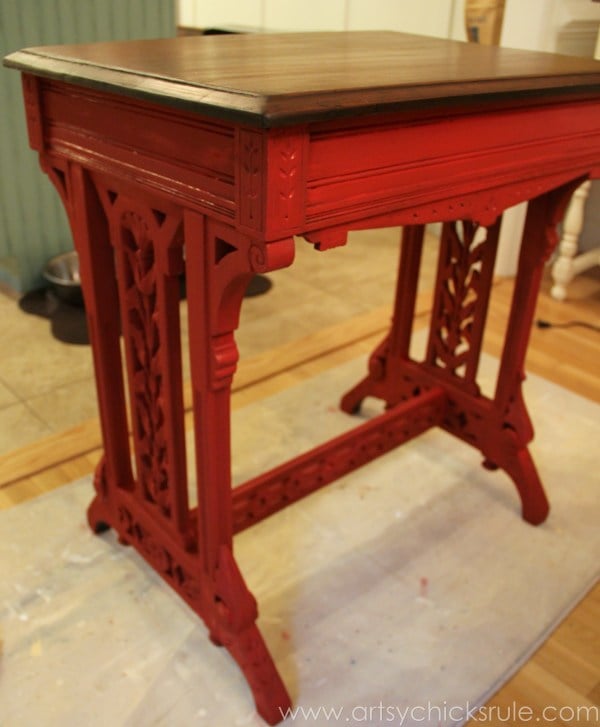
{"left": 551, "top": 180, "right": 592, "bottom": 301}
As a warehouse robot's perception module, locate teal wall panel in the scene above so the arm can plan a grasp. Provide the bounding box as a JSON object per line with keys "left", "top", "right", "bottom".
{"left": 0, "top": 0, "right": 175, "bottom": 293}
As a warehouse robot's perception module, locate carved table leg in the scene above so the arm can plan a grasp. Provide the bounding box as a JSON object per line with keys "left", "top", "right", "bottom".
{"left": 341, "top": 184, "right": 580, "bottom": 524}
{"left": 184, "top": 210, "right": 295, "bottom": 723}
{"left": 60, "top": 164, "right": 134, "bottom": 530}
{"left": 342, "top": 218, "right": 500, "bottom": 411}
{"left": 341, "top": 224, "right": 425, "bottom": 413}
{"left": 46, "top": 157, "right": 295, "bottom": 721}
{"left": 489, "top": 182, "right": 582, "bottom": 523}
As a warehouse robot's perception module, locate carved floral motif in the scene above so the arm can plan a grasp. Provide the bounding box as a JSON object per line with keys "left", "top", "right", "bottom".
{"left": 428, "top": 221, "right": 487, "bottom": 378}
{"left": 278, "top": 140, "right": 298, "bottom": 221}
{"left": 119, "top": 210, "right": 171, "bottom": 516}
{"left": 239, "top": 131, "right": 262, "bottom": 228}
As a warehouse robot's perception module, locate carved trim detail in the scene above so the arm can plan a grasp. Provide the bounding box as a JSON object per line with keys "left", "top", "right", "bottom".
{"left": 304, "top": 170, "right": 592, "bottom": 240}
{"left": 266, "top": 130, "right": 305, "bottom": 234}
{"left": 116, "top": 503, "right": 202, "bottom": 604}
{"left": 238, "top": 130, "right": 264, "bottom": 230}
{"left": 118, "top": 210, "right": 173, "bottom": 514}
{"left": 91, "top": 180, "right": 189, "bottom": 542}
{"left": 426, "top": 220, "right": 498, "bottom": 386}
{"left": 232, "top": 388, "right": 447, "bottom": 533}
{"left": 429, "top": 221, "right": 483, "bottom": 375}
{"left": 237, "top": 129, "right": 307, "bottom": 236}
{"left": 248, "top": 243, "right": 266, "bottom": 272}
{"left": 277, "top": 137, "right": 299, "bottom": 222}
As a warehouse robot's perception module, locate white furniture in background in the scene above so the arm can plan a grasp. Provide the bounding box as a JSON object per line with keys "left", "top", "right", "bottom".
{"left": 550, "top": 181, "right": 598, "bottom": 299}
{"left": 551, "top": 23, "right": 600, "bottom": 300}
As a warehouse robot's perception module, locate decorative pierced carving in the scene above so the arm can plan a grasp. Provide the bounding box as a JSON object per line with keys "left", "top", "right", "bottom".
{"left": 429, "top": 221, "right": 483, "bottom": 374}
{"left": 426, "top": 219, "right": 499, "bottom": 386}
{"left": 88, "top": 181, "right": 189, "bottom": 542}
{"left": 118, "top": 210, "right": 172, "bottom": 515}
{"left": 442, "top": 399, "right": 485, "bottom": 445}
{"left": 116, "top": 503, "right": 202, "bottom": 605}
{"left": 215, "top": 237, "right": 238, "bottom": 264}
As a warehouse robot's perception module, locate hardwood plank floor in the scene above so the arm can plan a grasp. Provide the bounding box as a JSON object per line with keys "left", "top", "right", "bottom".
{"left": 0, "top": 268, "right": 598, "bottom": 722}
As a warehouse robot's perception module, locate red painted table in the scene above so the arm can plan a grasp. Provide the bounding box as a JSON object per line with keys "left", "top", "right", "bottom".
{"left": 5, "top": 32, "right": 600, "bottom": 724}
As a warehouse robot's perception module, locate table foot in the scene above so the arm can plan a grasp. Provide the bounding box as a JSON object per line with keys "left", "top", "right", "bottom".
{"left": 205, "top": 546, "right": 291, "bottom": 724}
{"left": 87, "top": 494, "right": 111, "bottom": 534}
{"left": 487, "top": 436, "right": 550, "bottom": 525}
{"left": 209, "top": 632, "right": 224, "bottom": 647}
{"left": 339, "top": 336, "right": 395, "bottom": 415}
{"left": 443, "top": 393, "right": 549, "bottom": 525}
{"left": 340, "top": 347, "right": 551, "bottom": 525}
{"left": 87, "top": 487, "right": 291, "bottom": 721}
{"left": 340, "top": 375, "right": 378, "bottom": 415}
{"left": 481, "top": 458, "right": 499, "bottom": 471}
{"left": 220, "top": 623, "right": 292, "bottom": 725}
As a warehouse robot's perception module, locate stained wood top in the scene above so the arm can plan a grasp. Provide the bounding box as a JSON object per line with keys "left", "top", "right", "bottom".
{"left": 5, "top": 31, "right": 600, "bottom": 127}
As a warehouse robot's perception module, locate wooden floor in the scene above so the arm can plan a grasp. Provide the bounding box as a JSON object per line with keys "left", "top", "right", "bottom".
{"left": 0, "top": 268, "right": 598, "bottom": 725}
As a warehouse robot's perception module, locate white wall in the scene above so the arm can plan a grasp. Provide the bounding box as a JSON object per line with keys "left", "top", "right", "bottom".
{"left": 500, "top": 0, "right": 600, "bottom": 52}
{"left": 499, "top": 0, "right": 600, "bottom": 268}
{"left": 265, "top": 0, "right": 347, "bottom": 32}
{"left": 347, "top": 0, "right": 456, "bottom": 37}
{"left": 177, "top": 0, "right": 263, "bottom": 29}
{"left": 178, "top": 0, "right": 458, "bottom": 37}
{"left": 178, "top": 0, "right": 597, "bottom": 41}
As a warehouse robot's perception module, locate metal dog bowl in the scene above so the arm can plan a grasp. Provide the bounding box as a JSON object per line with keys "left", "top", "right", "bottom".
{"left": 43, "top": 250, "right": 84, "bottom": 307}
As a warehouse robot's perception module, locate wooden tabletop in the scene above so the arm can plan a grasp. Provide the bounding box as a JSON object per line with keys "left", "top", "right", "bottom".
{"left": 5, "top": 31, "right": 600, "bottom": 126}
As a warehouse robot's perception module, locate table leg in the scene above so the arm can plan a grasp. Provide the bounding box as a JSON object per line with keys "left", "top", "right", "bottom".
{"left": 50, "top": 159, "right": 295, "bottom": 723}
{"left": 488, "top": 183, "right": 581, "bottom": 523}
{"left": 184, "top": 210, "right": 294, "bottom": 723}
{"left": 52, "top": 163, "right": 134, "bottom": 527}
{"left": 341, "top": 183, "right": 579, "bottom": 524}
{"left": 341, "top": 224, "right": 425, "bottom": 414}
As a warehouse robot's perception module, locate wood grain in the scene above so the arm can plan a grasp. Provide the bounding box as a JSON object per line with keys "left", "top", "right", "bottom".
{"left": 5, "top": 32, "right": 600, "bottom": 126}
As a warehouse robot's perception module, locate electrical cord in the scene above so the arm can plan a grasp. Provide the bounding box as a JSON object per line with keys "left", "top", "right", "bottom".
{"left": 535, "top": 319, "right": 600, "bottom": 333}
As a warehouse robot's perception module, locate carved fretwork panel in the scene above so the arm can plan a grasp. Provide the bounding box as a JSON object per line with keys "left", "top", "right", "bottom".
{"left": 426, "top": 219, "right": 500, "bottom": 389}
{"left": 120, "top": 212, "right": 168, "bottom": 506}
{"left": 94, "top": 180, "right": 192, "bottom": 546}
{"left": 116, "top": 498, "right": 203, "bottom": 607}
